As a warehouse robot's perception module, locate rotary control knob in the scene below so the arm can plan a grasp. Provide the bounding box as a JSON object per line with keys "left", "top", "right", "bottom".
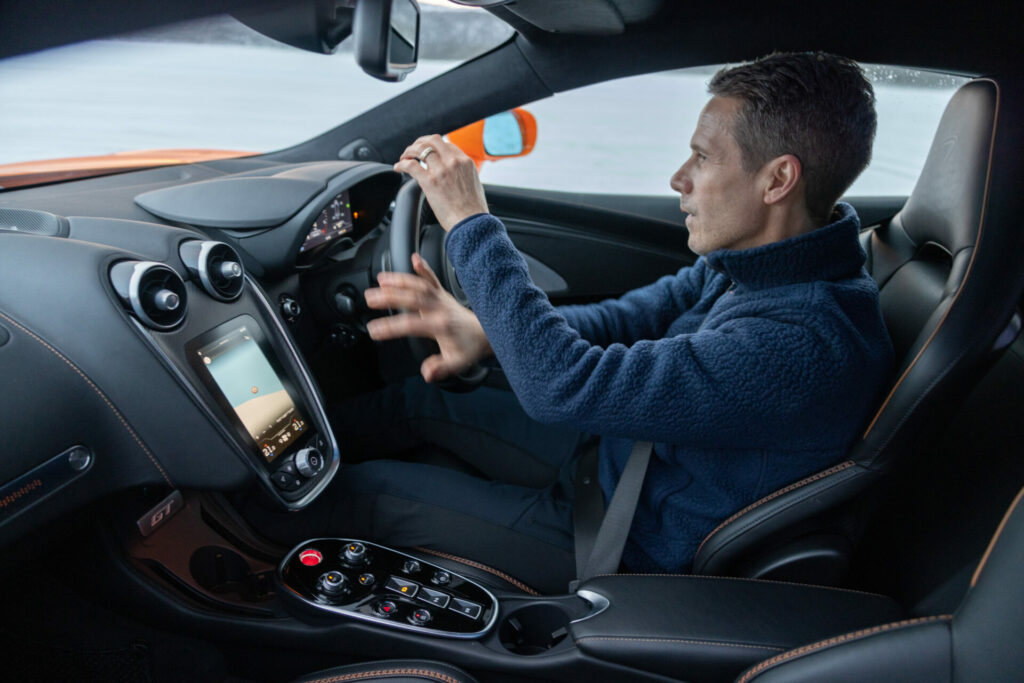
{"left": 294, "top": 447, "right": 324, "bottom": 478}
{"left": 410, "top": 608, "right": 432, "bottom": 625}
{"left": 281, "top": 297, "right": 301, "bottom": 319}
{"left": 318, "top": 570, "right": 348, "bottom": 596}
{"left": 342, "top": 542, "right": 367, "bottom": 566}
{"left": 152, "top": 289, "right": 180, "bottom": 311}
{"left": 219, "top": 261, "right": 242, "bottom": 280}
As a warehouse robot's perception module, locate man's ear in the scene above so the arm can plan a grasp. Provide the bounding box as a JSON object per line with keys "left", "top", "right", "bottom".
{"left": 762, "top": 154, "right": 803, "bottom": 206}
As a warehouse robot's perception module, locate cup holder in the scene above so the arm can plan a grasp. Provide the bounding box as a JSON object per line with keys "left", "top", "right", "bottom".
{"left": 498, "top": 603, "right": 572, "bottom": 655}
{"left": 189, "top": 545, "right": 272, "bottom": 602}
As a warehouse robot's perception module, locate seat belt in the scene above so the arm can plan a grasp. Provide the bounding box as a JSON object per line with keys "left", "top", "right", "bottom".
{"left": 571, "top": 440, "right": 652, "bottom": 591}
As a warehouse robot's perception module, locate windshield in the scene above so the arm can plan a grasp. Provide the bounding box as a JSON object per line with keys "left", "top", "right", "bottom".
{"left": 0, "top": 3, "right": 513, "bottom": 166}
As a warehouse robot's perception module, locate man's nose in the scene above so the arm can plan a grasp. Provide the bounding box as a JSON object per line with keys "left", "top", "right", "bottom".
{"left": 670, "top": 166, "right": 693, "bottom": 195}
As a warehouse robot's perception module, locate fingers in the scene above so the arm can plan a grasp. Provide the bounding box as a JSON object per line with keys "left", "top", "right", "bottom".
{"left": 366, "top": 312, "right": 438, "bottom": 341}
{"left": 412, "top": 254, "right": 442, "bottom": 288}
{"left": 364, "top": 285, "right": 430, "bottom": 312}
{"left": 375, "top": 269, "right": 437, "bottom": 291}
{"left": 421, "top": 353, "right": 458, "bottom": 383}
{"left": 398, "top": 134, "right": 449, "bottom": 163}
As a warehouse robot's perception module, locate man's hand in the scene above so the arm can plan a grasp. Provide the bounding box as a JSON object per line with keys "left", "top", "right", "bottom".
{"left": 394, "top": 134, "right": 488, "bottom": 232}
{"left": 365, "top": 254, "right": 493, "bottom": 383}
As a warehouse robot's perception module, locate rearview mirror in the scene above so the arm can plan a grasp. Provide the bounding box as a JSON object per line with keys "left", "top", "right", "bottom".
{"left": 354, "top": 0, "right": 420, "bottom": 82}
{"left": 447, "top": 108, "right": 538, "bottom": 169}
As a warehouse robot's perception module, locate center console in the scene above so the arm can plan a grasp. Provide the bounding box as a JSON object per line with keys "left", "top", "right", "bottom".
{"left": 185, "top": 314, "right": 330, "bottom": 500}
{"left": 115, "top": 238, "right": 341, "bottom": 510}
{"left": 277, "top": 539, "right": 499, "bottom": 638}
{"left": 108, "top": 489, "right": 911, "bottom": 683}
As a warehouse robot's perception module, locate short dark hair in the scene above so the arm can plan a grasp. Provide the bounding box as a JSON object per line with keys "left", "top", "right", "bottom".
{"left": 708, "top": 52, "right": 876, "bottom": 224}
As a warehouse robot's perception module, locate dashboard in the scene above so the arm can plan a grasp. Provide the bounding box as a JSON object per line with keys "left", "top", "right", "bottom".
{"left": 0, "top": 160, "right": 403, "bottom": 549}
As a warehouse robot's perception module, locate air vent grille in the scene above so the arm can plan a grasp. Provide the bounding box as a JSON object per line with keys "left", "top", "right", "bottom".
{"left": 109, "top": 261, "right": 188, "bottom": 330}
{"left": 180, "top": 240, "right": 244, "bottom": 301}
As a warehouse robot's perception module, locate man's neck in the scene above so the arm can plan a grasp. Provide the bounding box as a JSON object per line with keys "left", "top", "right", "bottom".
{"left": 743, "top": 202, "right": 817, "bottom": 250}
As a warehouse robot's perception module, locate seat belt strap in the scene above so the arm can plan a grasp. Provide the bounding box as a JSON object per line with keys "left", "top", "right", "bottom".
{"left": 573, "top": 445, "right": 603, "bottom": 580}
{"left": 572, "top": 440, "right": 653, "bottom": 590}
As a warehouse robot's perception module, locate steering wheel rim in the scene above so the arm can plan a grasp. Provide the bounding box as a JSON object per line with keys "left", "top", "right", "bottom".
{"left": 387, "top": 178, "right": 488, "bottom": 392}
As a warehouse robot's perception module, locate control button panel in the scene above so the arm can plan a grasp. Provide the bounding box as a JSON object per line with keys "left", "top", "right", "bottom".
{"left": 277, "top": 538, "right": 498, "bottom": 638}
{"left": 270, "top": 434, "right": 329, "bottom": 494}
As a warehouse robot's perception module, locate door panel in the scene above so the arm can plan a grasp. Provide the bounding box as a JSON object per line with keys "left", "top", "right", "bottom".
{"left": 486, "top": 186, "right": 694, "bottom": 305}
{"left": 486, "top": 184, "right": 906, "bottom": 305}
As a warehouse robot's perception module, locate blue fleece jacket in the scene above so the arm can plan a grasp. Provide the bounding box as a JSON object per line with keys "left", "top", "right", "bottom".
{"left": 444, "top": 203, "right": 893, "bottom": 572}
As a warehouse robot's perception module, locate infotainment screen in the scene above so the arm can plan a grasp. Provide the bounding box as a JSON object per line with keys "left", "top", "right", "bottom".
{"left": 187, "top": 316, "right": 308, "bottom": 463}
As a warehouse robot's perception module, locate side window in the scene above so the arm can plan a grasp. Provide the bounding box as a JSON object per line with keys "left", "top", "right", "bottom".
{"left": 478, "top": 65, "right": 968, "bottom": 197}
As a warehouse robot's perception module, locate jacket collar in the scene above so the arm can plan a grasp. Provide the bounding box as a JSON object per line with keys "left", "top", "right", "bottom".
{"left": 703, "top": 202, "right": 865, "bottom": 290}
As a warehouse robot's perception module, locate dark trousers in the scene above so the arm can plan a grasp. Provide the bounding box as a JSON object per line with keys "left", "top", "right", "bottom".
{"left": 267, "top": 378, "right": 592, "bottom": 594}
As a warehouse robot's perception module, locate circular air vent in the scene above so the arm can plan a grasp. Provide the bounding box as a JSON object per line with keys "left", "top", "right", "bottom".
{"left": 179, "top": 240, "right": 244, "bottom": 302}
{"left": 117, "top": 262, "right": 188, "bottom": 330}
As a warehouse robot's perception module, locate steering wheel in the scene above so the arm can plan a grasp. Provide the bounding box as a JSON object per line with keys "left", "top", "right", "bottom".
{"left": 386, "top": 179, "right": 488, "bottom": 392}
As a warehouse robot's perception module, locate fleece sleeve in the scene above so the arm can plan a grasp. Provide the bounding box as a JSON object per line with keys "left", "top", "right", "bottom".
{"left": 446, "top": 214, "right": 845, "bottom": 450}
{"left": 557, "top": 261, "right": 708, "bottom": 347}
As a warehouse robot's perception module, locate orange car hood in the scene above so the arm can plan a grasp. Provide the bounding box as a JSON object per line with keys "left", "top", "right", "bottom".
{"left": 0, "top": 148, "right": 258, "bottom": 189}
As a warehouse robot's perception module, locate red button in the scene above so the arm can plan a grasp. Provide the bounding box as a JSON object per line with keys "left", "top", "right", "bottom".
{"left": 299, "top": 549, "right": 323, "bottom": 566}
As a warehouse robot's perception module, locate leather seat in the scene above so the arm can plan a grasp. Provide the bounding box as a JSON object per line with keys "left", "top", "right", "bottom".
{"left": 692, "top": 76, "right": 1024, "bottom": 582}
{"left": 734, "top": 485, "right": 1024, "bottom": 682}
{"left": 292, "top": 660, "right": 478, "bottom": 683}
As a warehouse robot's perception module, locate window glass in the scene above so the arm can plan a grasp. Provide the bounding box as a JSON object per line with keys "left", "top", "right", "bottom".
{"left": 0, "top": 4, "right": 513, "bottom": 165}
{"left": 479, "top": 65, "right": 969, "bottom": 197}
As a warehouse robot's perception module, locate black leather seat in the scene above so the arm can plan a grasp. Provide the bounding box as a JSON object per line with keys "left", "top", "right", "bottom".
{"left": 692, "top": 76, "right": 1024, "bottom": 581}
{"left": 292, "top": 660, "right": 478, "bottom": 683}
{"left": 734, "top": 484, "right": 1024, "bottom": 682}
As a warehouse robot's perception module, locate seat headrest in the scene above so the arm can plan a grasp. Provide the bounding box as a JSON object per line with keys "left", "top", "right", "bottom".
{"left": 898, "top": 79, "right": 997, "bottom": 254}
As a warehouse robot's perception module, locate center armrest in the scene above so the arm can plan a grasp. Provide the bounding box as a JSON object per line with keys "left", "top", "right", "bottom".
{"left": 569, "top": 574, "right": 903, "bottom": 682}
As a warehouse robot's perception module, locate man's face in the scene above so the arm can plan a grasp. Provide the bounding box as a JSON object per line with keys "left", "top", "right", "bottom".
{"left": 670, "top": 96, "right": 767, "bottom": 255}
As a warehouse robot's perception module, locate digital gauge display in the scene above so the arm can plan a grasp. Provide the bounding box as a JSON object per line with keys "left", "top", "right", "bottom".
{"left": 188, "top": 318, "right": 308, "bottom": 463}
{"left": 301, "top": 190, "right": 354, "bottom": 253}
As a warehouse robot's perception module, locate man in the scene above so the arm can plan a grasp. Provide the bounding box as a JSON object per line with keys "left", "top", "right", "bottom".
{"left": 317, "top": 52, "right": 893, "bottom": 594}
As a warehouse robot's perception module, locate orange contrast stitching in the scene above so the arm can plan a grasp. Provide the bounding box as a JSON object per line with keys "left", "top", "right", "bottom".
{"left": 971, "top": 486, "right": 1024, "bottom": 587}
{"left": 736, "top": 615, "right": 952, "bottom": 683}
{"left": 412, "top": 547, "right": 540, "bottom": 596}
{"left": 304, "top": 668, "right": 462, "bottom": 683}
{"left": 0, "top": 310, "right": 173, "bottom": 486}
{"left": 574, "top": 635, "right": 786, "bottom": 652}
{"left": 695, "top": 461, "right": 855, "bottom": 558}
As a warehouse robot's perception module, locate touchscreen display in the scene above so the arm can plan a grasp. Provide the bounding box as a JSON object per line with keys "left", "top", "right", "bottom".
{"left": 192, "top": 321, "right": 307, "bottom": 462}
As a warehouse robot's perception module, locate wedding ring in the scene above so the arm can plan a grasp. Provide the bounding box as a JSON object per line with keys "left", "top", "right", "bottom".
{"left": 417, "top": 147, "right": 436, "bottom": 168}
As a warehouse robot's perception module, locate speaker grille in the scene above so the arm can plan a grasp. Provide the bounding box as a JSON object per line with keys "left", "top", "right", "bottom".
{"left": 0, "top": 208, "right": 67, "bottom": 237}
